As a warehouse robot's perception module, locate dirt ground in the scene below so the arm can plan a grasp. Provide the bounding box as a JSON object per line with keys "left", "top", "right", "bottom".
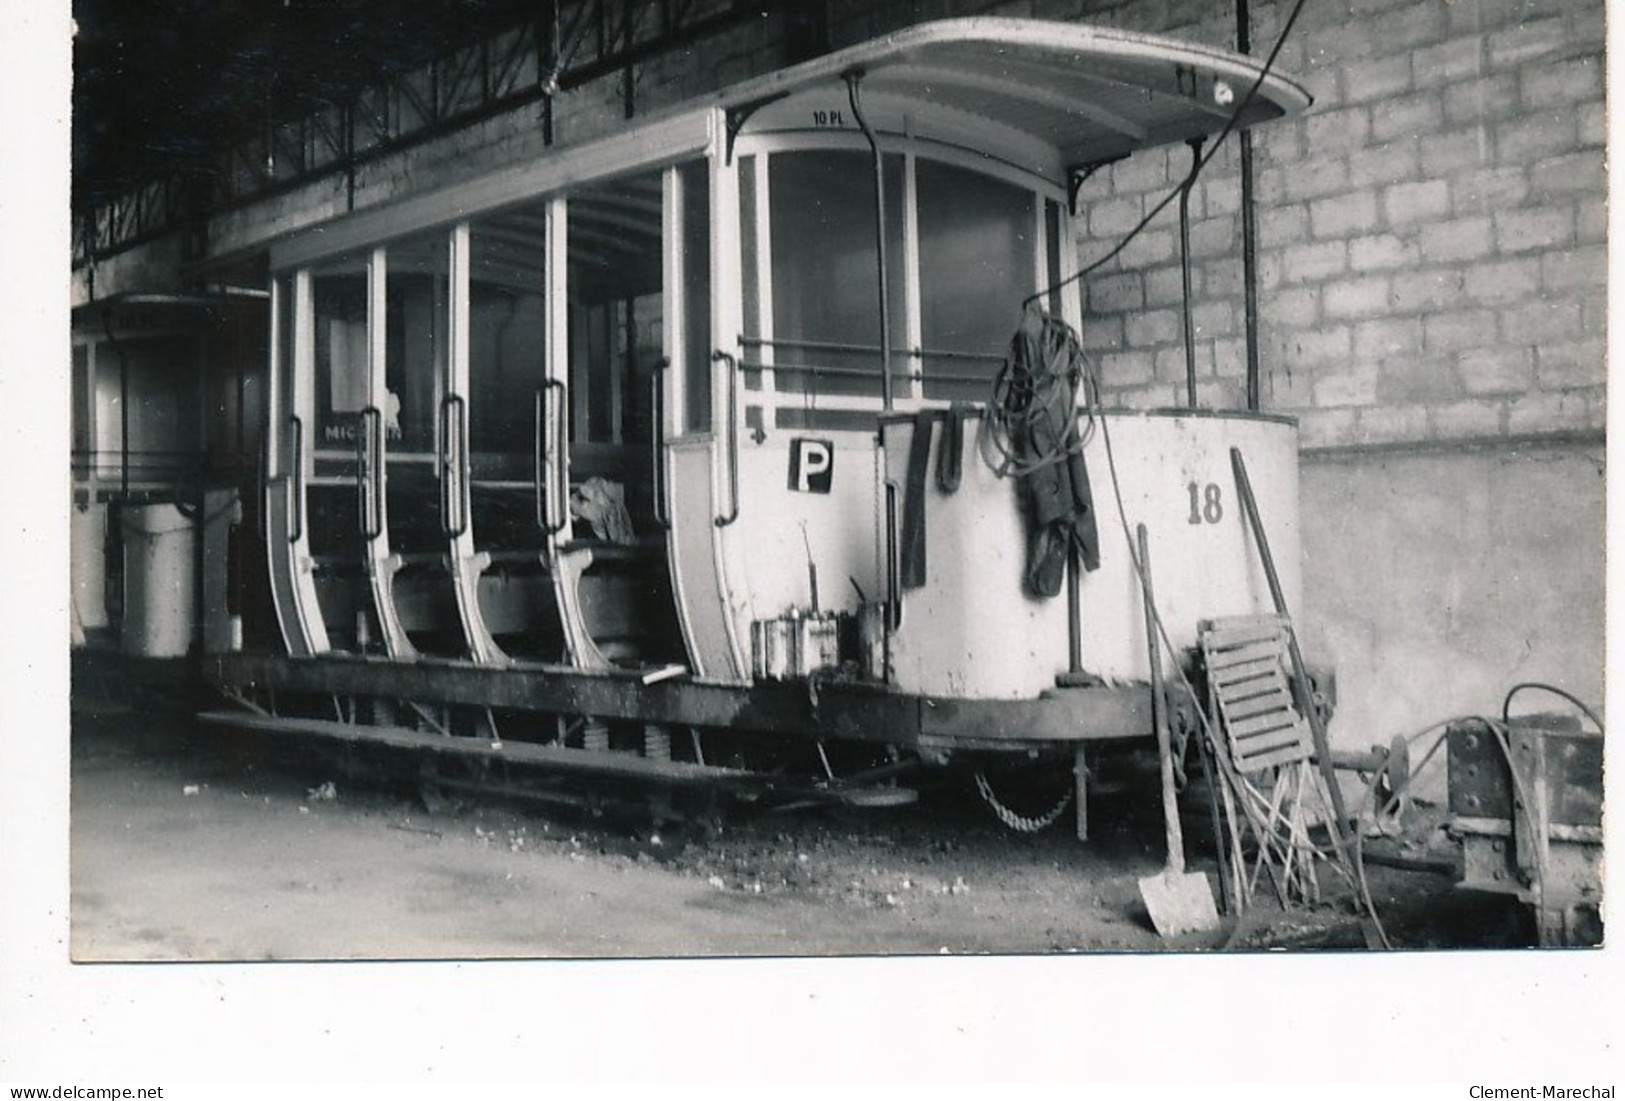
{"left": 68, "top": 667, "right": 1543, "bottom": 963}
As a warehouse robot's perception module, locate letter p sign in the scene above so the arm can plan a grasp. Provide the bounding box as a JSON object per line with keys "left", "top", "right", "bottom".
{"left": 789, "top": 438, "right": 834, "bottom": 493}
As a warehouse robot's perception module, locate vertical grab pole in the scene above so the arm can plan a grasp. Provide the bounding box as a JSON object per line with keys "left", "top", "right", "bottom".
{"left": 845, "top": 69, "right": 893, "bottom": 411}
{"left": 439, "top": 395, "right": 455, "bottom": 537}
{"left": 1229, "top": 446, "right": 1354, "bottom": 859}
{"left": 1237, "top": 0, "right": 1263, "bottom": 411}
{"left": 544, "top": 378, "right": 568, "bottom": 535}
{"left": 651, "top": 358, "right": 669, "bottom": 529}
{"left": 712, "top": 350, "right": 739, "bottom": 527}
{"left": 286, "top": 415, "right": 304, "bottom": 544}
{"left": 359, "top": 405, "right": 383, "bottom": 540}
{"left": 439, "top": 394, "right": 468, "bottom": 538}
{"left": 533, "top": 386, "right": 547, "bottom": 533}
{"left": 1178, "top": 137, "right": 1205, "bottom": 409}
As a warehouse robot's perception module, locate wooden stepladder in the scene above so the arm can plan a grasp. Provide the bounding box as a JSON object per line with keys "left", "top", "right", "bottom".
{"left": 1200, "top": 615, "right": 1314, "bottom": 774}
{"left": 1199, "top": 614, "right": 1346, "bottom": 908}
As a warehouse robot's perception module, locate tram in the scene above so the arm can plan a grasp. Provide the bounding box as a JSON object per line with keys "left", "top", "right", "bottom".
{"left": 203, "top": 17, "right": 1316, "bottom": 835}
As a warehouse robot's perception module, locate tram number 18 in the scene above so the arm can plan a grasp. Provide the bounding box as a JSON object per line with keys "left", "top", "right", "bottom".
{"left": 1187, "top": 481, "right": 1224, "bottom": 525}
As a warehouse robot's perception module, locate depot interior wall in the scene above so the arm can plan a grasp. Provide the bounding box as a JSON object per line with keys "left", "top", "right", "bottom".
{"left": 1298, "top": 440, "right": 1606, "bottom": 759}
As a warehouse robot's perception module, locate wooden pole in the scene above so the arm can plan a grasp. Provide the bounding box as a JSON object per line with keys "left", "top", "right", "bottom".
{"left": 1228, "top": 447, "right": 1354, "bottom": 864}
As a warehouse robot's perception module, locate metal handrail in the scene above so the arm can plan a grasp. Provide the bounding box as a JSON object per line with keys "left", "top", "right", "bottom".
{"left": 439, "top": 393, "right": 469, "bottom": 538}
{"left": 358, "top": 406, "right": 383, "bottom": 540}
{"left": 543, "top": 378, "right": 568, "bottom": 535}
{"left": 739, "top": 335, "right": 1003, "bottom": 365}
{"left": 884, "top": 479, "right": 901, "bottom": 633}
{"left": 712, "top": 350, "right": 740, "bottom": 528}
{"left": 739, "top": 359, "right": 1001, "bottom": 386}
{"left": 533, "top": 385, "right": 547, "bottom": 534}
{"left": 287, "top": 414, "right": 305, "bottom": 543}
{"left": 652, "top": 358, "right": 669, "bottom": 530}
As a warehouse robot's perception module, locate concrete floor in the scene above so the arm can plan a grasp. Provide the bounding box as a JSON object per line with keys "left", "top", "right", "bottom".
{"left": 4, "top": 660, "right": 1617, "bottom": 1083}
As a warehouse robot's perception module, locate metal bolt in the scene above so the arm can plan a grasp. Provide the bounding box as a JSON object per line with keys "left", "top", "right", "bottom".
{"left": 1464, "top": 734, "right": 1479, "bottom": 749}
{"left": 1493, "top": 869, "right": 1506, "bottom": 881}
{"left": 1467, "top": 794, "right": 1480, "bottom": 808}
{"left": 1492, "top": 840, "right": 1504, "bottom": 853}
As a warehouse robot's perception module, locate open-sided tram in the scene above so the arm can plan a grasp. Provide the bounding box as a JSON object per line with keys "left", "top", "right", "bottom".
{"left": 202, "top": 18, "right": 1316, "bottom": 836}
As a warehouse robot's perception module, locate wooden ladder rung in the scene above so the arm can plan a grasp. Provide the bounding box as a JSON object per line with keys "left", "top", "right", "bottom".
{"left": 1223, "top": 707, "right": 1302, "bottom": 739}
{"left": 1223, "top": 686, "right": 1297, "bottom": 721}
{"left": 1210, "top": 656, "right": 1285, "bottom": 688}
{"left": 1230, "top": 721, "right": 1307, "bottom": 753}
{"left": 1238, "top": 742, "right": 1314, "bottom": 772}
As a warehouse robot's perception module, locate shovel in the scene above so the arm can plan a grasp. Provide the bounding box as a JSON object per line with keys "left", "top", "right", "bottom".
{"left": 1135, "top": 524, "right": 1220, "bottom": 937}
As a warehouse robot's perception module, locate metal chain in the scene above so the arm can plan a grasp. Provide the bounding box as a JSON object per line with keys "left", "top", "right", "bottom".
{"left": 973, "top": 770, "right": 1073, "bottom": 833}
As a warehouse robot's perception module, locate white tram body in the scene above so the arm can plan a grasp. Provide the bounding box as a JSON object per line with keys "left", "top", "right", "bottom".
{"left": 882, "top": 410, "right": 1302, "bottom": 699}
{"left": 209, "top": 18, "right": 1315, "bottom": 813}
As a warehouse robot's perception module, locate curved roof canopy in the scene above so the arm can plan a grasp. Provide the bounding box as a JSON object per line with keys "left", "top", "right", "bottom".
{"left": 268, "top": 18, "right": 1311, "bottom": 267}
{"left": 723, "top": 18, "right": 1312, "bottom": 167}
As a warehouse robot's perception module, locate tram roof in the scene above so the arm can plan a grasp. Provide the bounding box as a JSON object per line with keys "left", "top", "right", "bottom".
{"left": 719, "top": 17, "right": 1312, "bottom": 167}
{"left": 264, "top": 18, "right": 1310, "bottom": 268}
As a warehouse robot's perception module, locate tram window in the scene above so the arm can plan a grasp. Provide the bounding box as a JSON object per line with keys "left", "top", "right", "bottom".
{"left": 915, "top": 159, "right": 1037, "bottom": 401}
{"left": 97, "top": 336, "right": 200, "bottom": 483}
{"left": 384, "top": 232, "right": 448, "bottom": 454}
{"left": 568, "top": 172, "right": 664, "bottom": 447}
{"left": 768, "top": 150, "right": 906, "bottom": 398}
{"left": 311, "top": 259, "right": 368, "bottom": 449}
{"left": 469, "top": 204, "right": 548, "bottom": 475}
{"left": 681, "top": 159, "right": 710, "bottom": 432}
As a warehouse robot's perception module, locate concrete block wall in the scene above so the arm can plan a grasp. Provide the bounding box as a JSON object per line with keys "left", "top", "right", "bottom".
{"left": 1051, "top": 0, "right": 1607, "bottom": 451}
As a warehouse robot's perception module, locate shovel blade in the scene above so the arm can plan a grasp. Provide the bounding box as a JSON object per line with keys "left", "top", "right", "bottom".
{"left": 1139, "top": 868, "right": 1221, "bottom": 938}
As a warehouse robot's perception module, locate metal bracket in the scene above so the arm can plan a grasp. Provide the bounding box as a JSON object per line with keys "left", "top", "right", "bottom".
{"left": 1067, "top": 155, "right": 1130, "bottom": 216}
{"left": 724, "top": 91, "right": 791, "bottom": 164}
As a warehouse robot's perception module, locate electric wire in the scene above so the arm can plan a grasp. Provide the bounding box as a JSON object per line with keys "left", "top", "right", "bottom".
{"left": 1023, "top": 0, "right": 1311, "bottom": 312}
{"left": 1502, "top": 681, "right": 1605, "bottom": 733}
{"left": 980, "top": 307, "right": 1100, "bottom": 479}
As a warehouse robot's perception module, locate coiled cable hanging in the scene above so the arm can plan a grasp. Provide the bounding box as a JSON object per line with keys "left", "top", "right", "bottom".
{"left": 980, "top": 305, "right": 1098, "bottom": 480}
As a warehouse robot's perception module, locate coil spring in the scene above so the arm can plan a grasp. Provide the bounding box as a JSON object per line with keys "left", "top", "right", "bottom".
{"left": 643, "top": 724, "right": 671, "bottom": 761}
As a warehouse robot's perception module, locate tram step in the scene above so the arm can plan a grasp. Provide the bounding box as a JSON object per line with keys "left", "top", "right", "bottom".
{"left": 196, "top": 710, "right": 754, "bottom": 788}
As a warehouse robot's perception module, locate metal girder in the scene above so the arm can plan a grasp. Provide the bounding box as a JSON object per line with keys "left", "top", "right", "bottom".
{"left": 74, "top": 0, "right": 763, "bottom": 270}
{"left": 198, "top": 709, "right": 761, "bottom": 788}
{"left": 205, "top": 653, "right": 1156, "bottom": 750}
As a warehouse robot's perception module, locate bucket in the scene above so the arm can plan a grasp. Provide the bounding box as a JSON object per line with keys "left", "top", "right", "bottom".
{"left": 121, "top": 503, "right": 197, "bottom": 657}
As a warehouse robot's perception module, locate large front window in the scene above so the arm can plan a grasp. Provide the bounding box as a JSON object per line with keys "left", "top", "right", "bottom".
{"left": 741, "top": 143, "right": 1059, "bottom": 414}
{"left": 763, "top": 150, "right": 907, "bottom": 399}
{"left": 915, "top": 158, "right": 1037, "bottom": 400}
